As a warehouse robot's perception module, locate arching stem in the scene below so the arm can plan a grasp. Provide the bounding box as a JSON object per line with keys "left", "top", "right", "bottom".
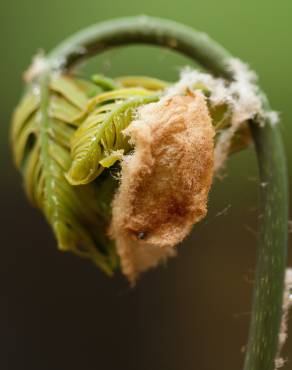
{"left": 48, "top": 16, "right": 289, "bottom": 370}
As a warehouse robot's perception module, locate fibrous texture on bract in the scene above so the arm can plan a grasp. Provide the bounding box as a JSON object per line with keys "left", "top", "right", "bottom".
{"left": 110, "top": 93, "right": 215, "bottom": 282}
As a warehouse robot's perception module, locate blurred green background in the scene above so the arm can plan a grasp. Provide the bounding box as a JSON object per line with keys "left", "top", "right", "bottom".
{"left": 1, "top": 1, "right": 291, "bottom": 369}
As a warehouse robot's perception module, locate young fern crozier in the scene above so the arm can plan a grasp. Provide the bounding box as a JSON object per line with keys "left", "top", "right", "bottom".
{"left": 11, "top": 70, "right": 252, "bottom": 280}
{"left": 11, "top": 17, "right": 289, "bottom": 370}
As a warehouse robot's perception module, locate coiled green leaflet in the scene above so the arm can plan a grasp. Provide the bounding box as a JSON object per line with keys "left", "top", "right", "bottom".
{"left": 67, "top": 88, "right": 160, "bottom": 185}
{"left": 12, "top": 16, "right": 288, "bottom": 370}
{"left": 11, "top": 73, "right": 167, "bottom": 274}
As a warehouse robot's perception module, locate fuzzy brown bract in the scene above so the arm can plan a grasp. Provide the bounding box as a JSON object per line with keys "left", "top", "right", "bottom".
{"left": 109, "top": 93, "right": 215, "bottom": 282}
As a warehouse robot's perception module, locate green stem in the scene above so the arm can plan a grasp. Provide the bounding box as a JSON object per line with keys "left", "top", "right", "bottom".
{"left": 48, "top": 16, "right": 233, "bottom": 78}
{"left": 245, "top": 122, "right": 288, "bottom": 370}
{"left": 48, "top": 16, "right": 289, "bottom": 370}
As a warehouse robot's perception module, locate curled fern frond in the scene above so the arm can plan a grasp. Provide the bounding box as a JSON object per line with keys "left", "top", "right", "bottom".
{"left": 11, "top": 68, "right": 252, "bottom": 275}
{"left": 11, "top": 16, "right": 289, "bottom": 370}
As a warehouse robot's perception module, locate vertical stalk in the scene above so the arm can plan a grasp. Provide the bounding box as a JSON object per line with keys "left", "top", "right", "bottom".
{"left": 243, "top": 121, "right": 288, "bottom": 370}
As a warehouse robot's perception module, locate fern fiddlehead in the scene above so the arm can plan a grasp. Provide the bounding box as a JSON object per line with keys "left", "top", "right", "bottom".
{"left": 12, "top": 68, "right": 247, "bottom": 275}
{"left": 11, "top": 16, "right": 288, "bottom": 370}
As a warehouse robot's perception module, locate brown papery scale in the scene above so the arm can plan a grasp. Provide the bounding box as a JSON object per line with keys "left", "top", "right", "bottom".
{"left": 109, "top": 93, "right": 215, "bottom": 282}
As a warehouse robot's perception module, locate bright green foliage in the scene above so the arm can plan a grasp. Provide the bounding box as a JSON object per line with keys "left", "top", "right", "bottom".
{"left": 67, "top": 88, "right": 159, "bottom": 185}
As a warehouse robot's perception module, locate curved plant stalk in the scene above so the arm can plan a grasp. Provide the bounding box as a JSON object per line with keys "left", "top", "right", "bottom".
{"left": 45, "top": 16, "right": 289, "bottom": 370}
{"left": 49, "top": 16, "right": 288, "bottom": 370}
